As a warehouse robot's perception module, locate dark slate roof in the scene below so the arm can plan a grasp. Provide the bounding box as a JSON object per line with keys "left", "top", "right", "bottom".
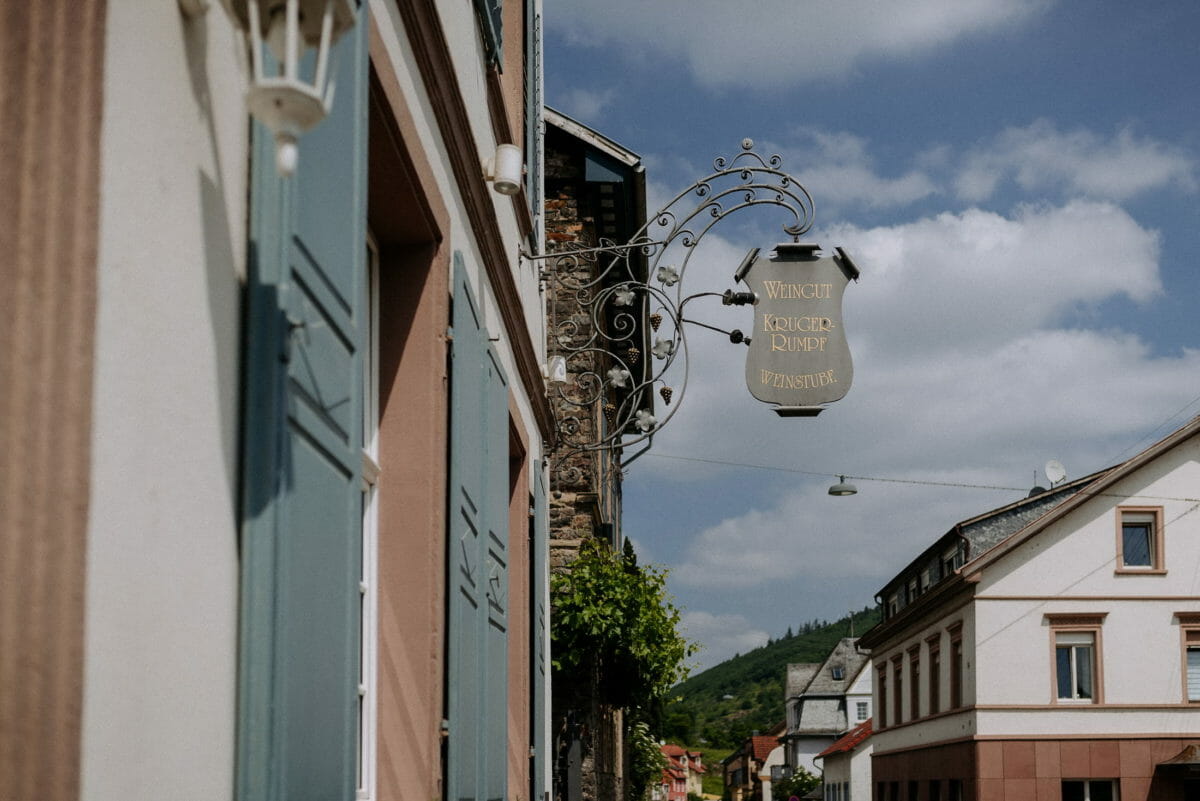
{"left": 788, "top": 639, "right": 868, "bottom": 735}
{"left": 786, "top": 663, "right": 820, "bottom": 699}
{"left": 804, "top": 638, "right": 867, "bottom": 695}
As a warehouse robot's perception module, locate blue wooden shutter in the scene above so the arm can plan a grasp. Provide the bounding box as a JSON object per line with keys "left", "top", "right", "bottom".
{"left": 523, "top": 0, "right": 542, "bottom": 212}
{"left": 447, "top": 254, "right": 510, "bottom": 801}
{"left": 237, "top": 9, "right": 369, "bottom": 801}
{"left": 531, "top": 459, "right": 549, "bottom": 801}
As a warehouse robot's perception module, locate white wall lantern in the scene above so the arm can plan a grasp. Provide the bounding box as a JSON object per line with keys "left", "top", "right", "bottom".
{"left": 484, "top": 144, "right": 524, "bottom": 196}
{"left": 223, "top": 0, "right": 356, "bottom": 175}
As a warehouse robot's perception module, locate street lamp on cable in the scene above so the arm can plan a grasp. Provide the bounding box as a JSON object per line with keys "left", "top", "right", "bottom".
{"left": 828, "top": 476, "right": 858, "bottom": 496}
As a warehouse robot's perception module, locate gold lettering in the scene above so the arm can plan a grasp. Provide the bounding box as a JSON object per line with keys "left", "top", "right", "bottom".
{"left": 762, "top": 281, "right": 833, "bottom": 300}
{"left": 761, "top": 314, "right": 834, "bottom": 333}
{"left": 770, "top": 334, "right": 829, "bottom": 352}
{"left": 759, "top": 368, "right": 837, "bottom": 389}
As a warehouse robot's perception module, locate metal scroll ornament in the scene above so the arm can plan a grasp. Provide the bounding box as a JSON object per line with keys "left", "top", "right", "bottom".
{"left": 541, "top": 138, "right": 818, "bottom": 465}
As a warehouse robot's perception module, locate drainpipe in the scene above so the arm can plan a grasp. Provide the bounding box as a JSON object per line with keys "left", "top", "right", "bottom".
{"left": 953, "top": 523, "right": 969, "bottom": 567}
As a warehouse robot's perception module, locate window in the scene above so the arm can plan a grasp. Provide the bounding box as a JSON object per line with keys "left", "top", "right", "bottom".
{"left": 357, "top": 238, "right": 382, "bottom": 801}
{"left": 1188, "top": 632, "right": 1200, "bottom": 702}
{"left": 856, "top": 701, "right": 868, "bottom": 721}
{"left": 948, "top": 780, "right": 963, "bottom": 801}
{"left": 1048, "top": 614, "right": 1105, "bottom": 704}
{"left": 948, "top": 624, "right": 963, "bottom": 709}
{"left": 1180, "top": 616, "right": 1200, "bottom": 702}
{"left": 909, "top": 647, "right": 921, "bottom": 719}
{"left": 927, "top": 635, "right": 941, "bottom": 715}
{"left": 892, "top": 656, "right": 904, "bottom": 724}
{"left": 929, "top": 780, "right": 941, "bottom": 801}
{"left": 877, "top": 665, "right": 888, "bottom": 728}
{"left": 942, "top": 545, "right": 963, "bottom": 577}
{"left": 1116, "top": 506, "right": 1164, "bottom": 572}
{"left": 831, "top": 665, "right": 845, "bottom": 680}
{"left": 1061, "top": 779, "right": 1116, "bottom": 801}
{"left": 1056, "top": 632, "right": 1095, "bottom": 700}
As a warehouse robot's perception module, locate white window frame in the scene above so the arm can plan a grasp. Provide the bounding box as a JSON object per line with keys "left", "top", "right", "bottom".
{"left": 855, "top": 700, "right": 868, "bottom": 721}
{"left": 356, "top": 237, "right": 381, "bottom": 801}
{"left": 1061, "top": 779, "right": 1118, "bottom": 801}
{"left": 1055, "top": 632, "right": 1095, "bottom": 702}
{"left": 1115, "top": 506, "right": 1164, "bottom": 573}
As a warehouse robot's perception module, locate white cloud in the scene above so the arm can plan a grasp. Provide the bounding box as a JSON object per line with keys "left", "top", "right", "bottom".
{"left": 635, "top": 200, "right": 1200, "bottom": 598}
{"left": 955, "top": 120, "right": 1197, "bottom": 202}
{"left": 555, "top": 87, "right": 616, "bottom": 121}
{"left": 775, "top": 130, "right": 939, "bottom": 211}
{"left": 545, "top": 0, "right": 1051, "bottom": 90}
{"left": 679, "top": 610, "right": 769, "bottom": 671}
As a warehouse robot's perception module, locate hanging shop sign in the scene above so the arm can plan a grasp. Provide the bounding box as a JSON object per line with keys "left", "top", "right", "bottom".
{"left": 740, "top": 243, "right": 859, "bottom": 415}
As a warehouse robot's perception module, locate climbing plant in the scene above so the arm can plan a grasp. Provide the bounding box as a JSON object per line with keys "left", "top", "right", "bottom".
{"left": 552, "top": 538, "right": 696, "bottom": 800}
{"left": 551, "top": 538, "right": 695, "bottom": 711}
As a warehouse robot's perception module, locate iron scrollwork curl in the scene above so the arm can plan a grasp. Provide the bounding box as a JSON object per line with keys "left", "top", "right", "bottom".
{"left": 539, "top": 139, "right": 815, "bottom": 472}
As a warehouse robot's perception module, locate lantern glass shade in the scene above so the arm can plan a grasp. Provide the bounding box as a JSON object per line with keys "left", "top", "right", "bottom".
{"left": 241, "top": 0, "right": 356, "bottom": 174}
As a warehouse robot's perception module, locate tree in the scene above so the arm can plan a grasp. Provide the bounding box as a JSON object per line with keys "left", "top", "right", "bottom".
{"left": 551, "top": 539, "right": 697, "bottom": 799}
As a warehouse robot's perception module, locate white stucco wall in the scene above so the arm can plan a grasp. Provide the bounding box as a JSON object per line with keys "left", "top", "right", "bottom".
{"left": 845, "top": 664, "right": 872, "bottom": 725}
{"left": 82, "top": 3, "right": 249, "bottom": 800}
{"left": 871, "top": 433, "right": 1200, "bottom": 756}
{"left": 821, "top": 742, "right": 873, "bottom": 801}
{"left": 790, "top": 736, "right": 833, "bottom": 777}
{"left": 971, "top": 437, "right": 1200, "bottom": 729}
{"left": 759, "top": 744, "right": 785, "bottom": 801}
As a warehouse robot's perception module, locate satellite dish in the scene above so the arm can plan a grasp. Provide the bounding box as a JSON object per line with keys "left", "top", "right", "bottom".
{"left": 1045, "top": 459, "right": 1066, "bottom": 486}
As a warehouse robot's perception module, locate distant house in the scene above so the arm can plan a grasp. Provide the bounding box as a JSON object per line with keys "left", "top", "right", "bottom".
{"left": 725, "top": 724, "right": 786, "bottom": 801}
{"left": 860, "top": 415, "right": 1200, "bottom": 801}
{"left": 659, "top": 744, "right": 706, "bottom": 801}
{"left": 782, "top": 639, "right": 871, "bottom": 775}
{"left": 815, "top": 718, "right": 872, "bottom": 801}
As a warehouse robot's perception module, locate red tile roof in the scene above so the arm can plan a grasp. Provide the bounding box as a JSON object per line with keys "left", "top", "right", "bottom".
{"left": 817, "top": 719, "right": 872, "bottom": 758}
{"left": 751, "top": 735, "right": 780, "bottom": 762}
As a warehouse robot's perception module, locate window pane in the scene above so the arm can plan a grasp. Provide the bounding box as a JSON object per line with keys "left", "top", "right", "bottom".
{"left": 1122, "top": 523, "right": 1152, "bottom": 566}
{"left": 1056, "top": 647, "right": 1073, "bottom": 698}
{"left": 1089, "top": 780, "right": 1114, "bottom": 801}
{"left": 1188, "top": 647, "right": 1200, "bottom": 701}
{"left": 1061, "top": 781, "right": 1085, "bottom": 801}
{"left": 1076, "top": 646, "right": 1093, "bottom": 699}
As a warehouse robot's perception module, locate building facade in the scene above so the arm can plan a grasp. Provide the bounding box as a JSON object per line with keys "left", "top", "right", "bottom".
{"left": 1, "top": 3, "right": 553, "bottom": 801}
{"left": 860, "top": 417, "right": 1200, "bottom": 801}
{"left": 726, "top": 727, "right": 787, "bottom": 801}
{"left": 816, "top": 719, "right": 873, "bottom": 801}
{"left": 784, "top": 639, "right": 872, "bottom": 776}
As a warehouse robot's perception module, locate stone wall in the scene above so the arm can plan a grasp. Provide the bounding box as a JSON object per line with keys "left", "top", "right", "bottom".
{"left": 546, "top": 129, "right": 628, "bottom": 801}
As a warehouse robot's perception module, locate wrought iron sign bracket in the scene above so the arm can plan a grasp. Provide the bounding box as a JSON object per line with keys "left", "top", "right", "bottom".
{"left": 529, "top": 138, "right": 850, "bottom": 475}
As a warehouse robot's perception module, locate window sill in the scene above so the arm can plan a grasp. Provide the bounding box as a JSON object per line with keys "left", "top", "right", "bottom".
{"left": 1114, "top": 567, "right": 1168, "bottom": 575}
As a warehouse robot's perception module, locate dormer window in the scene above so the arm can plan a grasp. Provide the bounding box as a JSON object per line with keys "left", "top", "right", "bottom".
{"left": 831, "top": 666, "right": 845, "bottom": 680}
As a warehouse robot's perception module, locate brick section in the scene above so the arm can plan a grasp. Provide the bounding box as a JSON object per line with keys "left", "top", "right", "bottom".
{"left": 874, "top": 738, "right": 1200, "bottom": 800}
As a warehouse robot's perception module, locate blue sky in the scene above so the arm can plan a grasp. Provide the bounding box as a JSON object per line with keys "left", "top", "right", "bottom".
{"left": 543, "top": 0, "right": 1200, "bottom": 671}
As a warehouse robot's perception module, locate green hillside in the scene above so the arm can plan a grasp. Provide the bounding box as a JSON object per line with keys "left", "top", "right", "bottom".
{"left": 662, "top": 606, "right": 880, "bottom": 749}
